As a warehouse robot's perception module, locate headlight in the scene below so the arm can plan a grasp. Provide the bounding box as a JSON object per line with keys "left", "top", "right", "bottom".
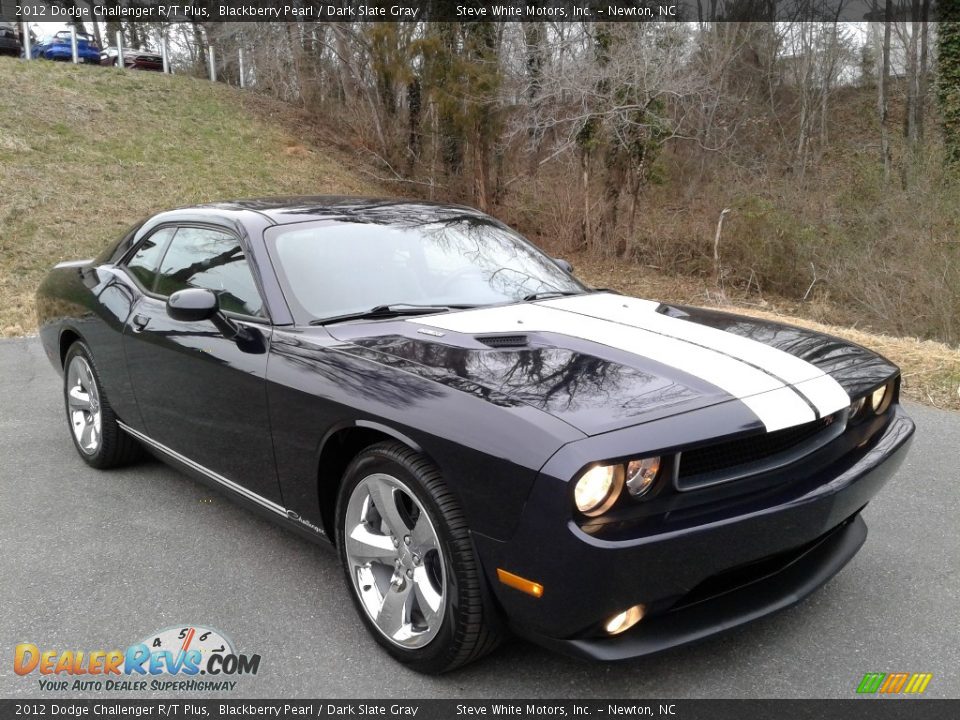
{"left": 574, "top": 464, "right": 623, "bottom": 516}
{"left": 574, "top": 456, "right": 662, "bottom": 515}
{"left": 870, "top": 382, "right": 893, "bottom": 414}
{"left": 625, "top": 457, "right": 660, "bottom": 498}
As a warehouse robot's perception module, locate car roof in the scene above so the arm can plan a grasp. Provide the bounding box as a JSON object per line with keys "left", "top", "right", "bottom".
{"left": 178, "top": 196, "right": 491, "bottom": 227}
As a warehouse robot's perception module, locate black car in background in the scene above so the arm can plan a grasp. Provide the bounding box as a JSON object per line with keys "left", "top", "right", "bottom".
{"left": 35, "top": 198, "right": 915, "bottom": 672}
{"left": 0, "top": 22, "right": 21, "bottom": 57}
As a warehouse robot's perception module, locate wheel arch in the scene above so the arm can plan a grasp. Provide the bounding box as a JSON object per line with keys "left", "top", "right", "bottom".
{"left": 58, "top": 327, "right": 83, "bottom": 367}
{"left": 316, "top": 421, "right": 425, "bottom": 544}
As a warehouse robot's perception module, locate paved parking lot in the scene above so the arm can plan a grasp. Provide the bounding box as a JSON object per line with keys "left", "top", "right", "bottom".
{"left": 1, "top": 337, "right": 957, "bottom": 698}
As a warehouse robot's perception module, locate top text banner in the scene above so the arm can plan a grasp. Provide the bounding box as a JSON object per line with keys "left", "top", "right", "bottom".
{"left": 8, "top": 0, "right": 911, "bottom": 24}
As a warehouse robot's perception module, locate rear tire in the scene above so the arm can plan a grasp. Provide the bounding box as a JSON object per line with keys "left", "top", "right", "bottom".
{"left": 63, "top": 341, "right": 141, "bottom": 469}
{"left": 336, "top": 441, "right": 502, "bottom": 673}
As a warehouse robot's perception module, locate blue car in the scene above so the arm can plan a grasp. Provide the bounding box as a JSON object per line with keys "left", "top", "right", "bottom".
{"left": 32, "top": 30, "right": 100, "bottom": 63}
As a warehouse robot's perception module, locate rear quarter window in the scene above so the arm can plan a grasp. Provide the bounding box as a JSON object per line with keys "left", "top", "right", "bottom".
{"left": 125, "top": 227, "right": 176, "bottom": 291}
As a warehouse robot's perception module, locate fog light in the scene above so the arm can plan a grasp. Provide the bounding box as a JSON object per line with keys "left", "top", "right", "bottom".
{"left": 604, "top": 604, "right": 645, "bottom": 635}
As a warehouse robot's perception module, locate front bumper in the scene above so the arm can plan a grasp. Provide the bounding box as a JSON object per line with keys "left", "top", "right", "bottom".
{"left": 474, "top": 405, "right": 914, "bottom": 660}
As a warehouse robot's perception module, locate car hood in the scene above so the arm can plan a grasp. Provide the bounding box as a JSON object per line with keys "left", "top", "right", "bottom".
{"left": 324, "top": 293, "right": 898, "bottom": 437}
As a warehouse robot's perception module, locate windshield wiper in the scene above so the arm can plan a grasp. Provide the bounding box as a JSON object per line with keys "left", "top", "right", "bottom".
{"left": 522, "top": 290, "right": 584, "bottom": 302}
{"left": 310, "top": 304, "right": 474, "bottom": 326}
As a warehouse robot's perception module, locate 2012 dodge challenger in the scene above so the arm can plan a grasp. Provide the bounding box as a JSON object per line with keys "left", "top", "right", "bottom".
{"left": 36, "top": 198, "right": 915, "bottom": 673}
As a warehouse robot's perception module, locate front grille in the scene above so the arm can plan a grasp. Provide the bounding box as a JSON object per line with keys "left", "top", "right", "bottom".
{"left": 676, "top": 413, "right": 842, "bottom": 490}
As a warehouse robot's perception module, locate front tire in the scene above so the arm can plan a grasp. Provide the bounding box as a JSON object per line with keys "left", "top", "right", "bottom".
{"left": 336, "top": 442, "right": 502, "bottom": 673}
{"left": 63, "top": 341, "right": 141, "bottom": 469}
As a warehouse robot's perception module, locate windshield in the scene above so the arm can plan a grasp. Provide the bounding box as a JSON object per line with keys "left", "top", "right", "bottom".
{"left": 267, "top": 217, "right": 584, "bottom": 322}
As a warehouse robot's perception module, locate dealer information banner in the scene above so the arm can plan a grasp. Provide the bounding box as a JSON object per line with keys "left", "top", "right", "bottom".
{"left": 3, "top": 0, "right": 906, "bottom": 24}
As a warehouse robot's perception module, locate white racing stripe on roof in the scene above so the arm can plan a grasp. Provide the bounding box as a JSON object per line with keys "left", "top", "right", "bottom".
{"left": 409, "top": 303, "right": 817, "bottom": 431}
{"left": 539, "top": 294, "right": 850, "bottom": 417}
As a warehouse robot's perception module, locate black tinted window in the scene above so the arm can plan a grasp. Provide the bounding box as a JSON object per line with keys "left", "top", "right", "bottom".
{"left": 125, "top": 227, "right": 175, "bottom": 291}
{"left": 155, "top": 227, "right": 264, "bottom": 318}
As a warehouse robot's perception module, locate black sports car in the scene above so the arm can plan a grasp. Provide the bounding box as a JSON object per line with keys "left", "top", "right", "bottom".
{"left": 36, "top": 198, "right": 914, "bottom": 673}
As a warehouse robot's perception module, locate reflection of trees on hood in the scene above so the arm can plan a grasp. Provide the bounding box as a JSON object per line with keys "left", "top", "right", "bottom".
{"left": 490, "top": 349, "right": 620, "bottom": 411}
{"left": 355, "top": 337, "right": 695, "bottom": 416}
{"left": 272, "top": 334, "right": 446, "bottom": 411}
{"left": 689, "top": 312, "right": 866, "bottom": 367}
{"left": 674, "top": 310, "right": 899, "bottom": 397}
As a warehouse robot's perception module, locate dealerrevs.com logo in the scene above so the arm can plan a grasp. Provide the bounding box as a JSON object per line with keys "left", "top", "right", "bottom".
{"left": 14, "top": 625, "right": 261, "bottom": 692}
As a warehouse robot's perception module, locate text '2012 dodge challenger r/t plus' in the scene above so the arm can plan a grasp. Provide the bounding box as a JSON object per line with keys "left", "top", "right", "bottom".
{"left": 36, "top": 197, "right": 914, "bottom": 673}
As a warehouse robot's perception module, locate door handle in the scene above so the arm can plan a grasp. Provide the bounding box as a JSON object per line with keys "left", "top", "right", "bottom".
{"left": 132, "top": 314, "right": 150, "bottom": 331}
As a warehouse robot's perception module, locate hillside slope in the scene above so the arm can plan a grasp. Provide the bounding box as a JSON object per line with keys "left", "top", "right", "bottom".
{"left": 0, "top": 57, "right": 384, "bottom": 335}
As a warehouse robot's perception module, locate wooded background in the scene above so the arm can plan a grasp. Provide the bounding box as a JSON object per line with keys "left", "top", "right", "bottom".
{"left": 30, "top": 1, "right": 960, "bottom": 345}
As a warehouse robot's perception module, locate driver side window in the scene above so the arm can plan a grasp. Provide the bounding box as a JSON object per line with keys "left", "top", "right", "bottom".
{"left": 154, "top": 227, "right": 266, "bottom": 318}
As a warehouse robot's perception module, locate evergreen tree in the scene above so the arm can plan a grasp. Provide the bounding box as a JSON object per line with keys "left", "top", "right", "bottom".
{"left": 939, "top": 0, "right": 960, "bottom": 166}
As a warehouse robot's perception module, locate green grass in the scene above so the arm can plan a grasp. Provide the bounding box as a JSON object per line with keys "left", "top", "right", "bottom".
{"left": 0, "top": 57, "right": 382, "bottom": 335}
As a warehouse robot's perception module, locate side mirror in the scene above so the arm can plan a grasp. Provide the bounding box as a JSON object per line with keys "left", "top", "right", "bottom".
{"left": 166, "top": 288, "right": 258, "bottom": 347}
{"left": 166, "top": 288, "right": 219, "bottom": 323}
{"left": 553, "top": 258, "right": 574, "bottom": 274}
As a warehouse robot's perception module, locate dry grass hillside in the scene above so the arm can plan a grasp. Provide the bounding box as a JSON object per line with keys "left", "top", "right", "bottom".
{"left": 0, "top": 57, "right": 384, "bottom": 335}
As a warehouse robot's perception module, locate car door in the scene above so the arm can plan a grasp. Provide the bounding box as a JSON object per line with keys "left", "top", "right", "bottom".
{"left": 121, "top": 224, "right": 282, "bottom": 504}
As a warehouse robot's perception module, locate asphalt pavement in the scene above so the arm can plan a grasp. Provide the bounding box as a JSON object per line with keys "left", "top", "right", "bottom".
{"left": 1, "top": 336, "right": 957, "bottom": 699}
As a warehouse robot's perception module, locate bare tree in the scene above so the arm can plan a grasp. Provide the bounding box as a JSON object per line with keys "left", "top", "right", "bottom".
{"left": 879, "top": 0, "right": 894, "bottom": 181}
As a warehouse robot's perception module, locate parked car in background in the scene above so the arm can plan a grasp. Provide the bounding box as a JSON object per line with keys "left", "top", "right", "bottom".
{"left": 0, "top": 22, "right": 22, "bottom": 57}
{"left": 100, "top": 46, "right": 163, "bottom": 71}
{"left": 32, "top": 30, "right": 100, "bottom": 63}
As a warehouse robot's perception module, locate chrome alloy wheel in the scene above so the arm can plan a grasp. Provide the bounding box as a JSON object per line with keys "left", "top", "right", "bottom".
{"left": 66, "top": 355, "right": 102, "bottom": 455}
{"left": 343, "top": 473, "right": 446, "bottom": 649}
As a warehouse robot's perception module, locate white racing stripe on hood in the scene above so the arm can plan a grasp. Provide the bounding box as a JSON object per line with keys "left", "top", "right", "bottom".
{"left": 409, "top": 303, "right": 818, "bottom": 431}
{"left": 539, "top": 294, "right": 850, "bottom": 418}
